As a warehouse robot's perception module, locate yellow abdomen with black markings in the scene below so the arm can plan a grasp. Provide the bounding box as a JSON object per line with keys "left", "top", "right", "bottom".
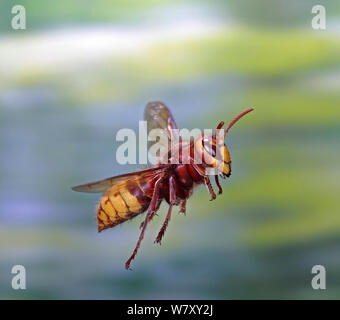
{"left": 96, "top": 178, "right": 155, "bottom": 232}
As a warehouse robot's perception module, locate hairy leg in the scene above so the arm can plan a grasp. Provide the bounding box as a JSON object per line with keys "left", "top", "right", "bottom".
{"left": 214, "top": 175, "right": 223, "bottom": 194}
{"left": 204, "top": 177, "right": 216, "bottom": 201}
{"left": 125, "top": 176, "right": 164, "bottom": 270}
{"left": 155, "top": 175, "right": 176, "bottom": 244}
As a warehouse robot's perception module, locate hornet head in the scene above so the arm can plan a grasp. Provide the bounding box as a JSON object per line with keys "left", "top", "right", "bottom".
{"left": 194, "top": 108, "right": 254, "bottom": 177}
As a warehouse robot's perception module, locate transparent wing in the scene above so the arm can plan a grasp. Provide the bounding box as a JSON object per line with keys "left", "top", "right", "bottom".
{"left": 144, "top": 101, "right": 179, "bottom": 141}
{"left": 72, "top": 165, "right": 170, "bottom": 193}
{"left": 144, "top": 101, "right": 180, "bottom": 162}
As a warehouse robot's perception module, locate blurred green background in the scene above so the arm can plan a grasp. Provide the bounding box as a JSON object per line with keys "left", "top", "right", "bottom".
{"left": 1, "top": 0, "right": 340, "bottom": 299}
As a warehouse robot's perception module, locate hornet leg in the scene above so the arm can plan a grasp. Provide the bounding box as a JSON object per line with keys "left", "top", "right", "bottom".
{"left": 125, "top": 176, "right": 164, "bottom": 270}
{"left": 155, "top": 175, "right": 176, "bottom": 244}
{"left": 204, "top": 177, "right": 216, "bottom": 201}
{"left": 214, "top": 175, "right": 223, "bottom": 195}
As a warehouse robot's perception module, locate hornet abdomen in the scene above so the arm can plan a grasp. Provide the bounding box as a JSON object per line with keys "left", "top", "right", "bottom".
{"left": 96, "top": 175, "right": 160, "bottom": 232}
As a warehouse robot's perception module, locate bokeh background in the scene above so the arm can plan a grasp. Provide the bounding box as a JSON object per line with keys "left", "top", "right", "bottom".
{"left": 1, "top": 0, "right": 340, "bottom": 299}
